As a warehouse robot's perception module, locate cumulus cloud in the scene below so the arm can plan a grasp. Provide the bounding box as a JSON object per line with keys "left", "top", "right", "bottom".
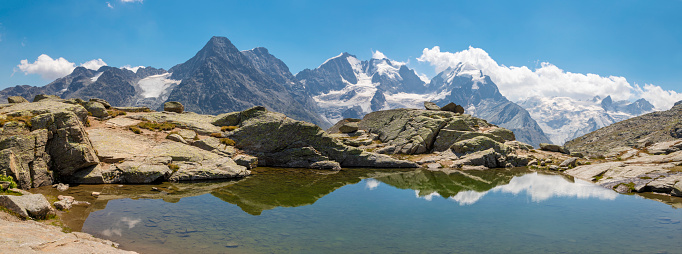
{"left": 81, "top": 59, "right": 107, "bottom": 71}
{"left": 16, "top": 54, "right": 107, "bottom": 80}
{"left": 17, "top": 54, "right": 76, "bottom": 80}
{"left": 417, "top": 46, "right": 682, "bottom": 110}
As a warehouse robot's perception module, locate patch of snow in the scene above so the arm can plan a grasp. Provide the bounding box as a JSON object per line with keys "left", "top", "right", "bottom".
{"left": 137, "top": 73, "right": 181, "bottom": 98}
{"left": 372, "top": 50, "right": 387, "bottom": 59}
{"left": 318, "top": 53, "right": 344, "bottom": 69}
{"left": 90, "top": 72, "right": 103, "bottom": 82}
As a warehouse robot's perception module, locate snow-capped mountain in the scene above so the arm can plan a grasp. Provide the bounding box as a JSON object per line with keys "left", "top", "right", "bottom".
{"left": 296, "top": 51, "right": 433, "bottom": 124}
{"left": 427, "top": 63, "right": 551, "bottom": 147}
{"left": 298, "top": 53, "right": 551, "bottom": 147}
{"left": 518, "top": 95, "right": 654, "bottom": 145}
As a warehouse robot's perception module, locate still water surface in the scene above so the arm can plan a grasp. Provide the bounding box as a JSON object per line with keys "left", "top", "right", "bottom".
{"left": 48, "top": 168, "right": 682, "bottom": 253}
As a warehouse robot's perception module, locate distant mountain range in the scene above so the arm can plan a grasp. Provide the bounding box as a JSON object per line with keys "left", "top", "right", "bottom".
{"left": 518, "top": 95, "right": 654, "bottom": 145}
{"left": 0, "top": 36, "right": 656, "bottom": 147}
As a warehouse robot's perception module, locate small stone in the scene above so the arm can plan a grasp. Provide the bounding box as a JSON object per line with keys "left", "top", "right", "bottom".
{"left": 549, "top": 165, "right": 560, "bottom": 171}
{"left": 72, "top": 200, "right": 91, "bottom": 206}
{"left": 424, "top": 101, "right": 440, "bottom": 110}
{"left": 528, "top": 159, "right": 538, "bottom": 166}
{"left": 56, "top": 183, "right": 69, "bottom": 192}
{"left": 91, "top": 192, "right": 101, "bottom": 197}
{"left": 152, "top": 187, "right": 159, "bottom": 191}
{"left": 89, "top": 98, "right": 111, "bottom": 109}
{"left": 234, "top": 154, "right": 258, "bottom": 169}
{"left": 570, "top": 152, "right": 584, "bottom": 158}
{"left": 164, "top": 101, "right": 184, "bottom": 113}
{"left": 7, "top": 96, "right": 29, "bottom": 104}
{"left": 309, "top": 160, "right": 342, "bottom": 170}
{"left": 166, "top": 133, "right": 187, "bottom": 144}
{"left": 559, "top": 157, "right": 578, "bottom": 167}
{"left": 83, "top": 101, "right": 109, "bottom": 118}
{"left": 440, "top": 102, "right": 464, "bottom": 114}
{"left": 54, "top": 200, "right": 72, "bottom": 210}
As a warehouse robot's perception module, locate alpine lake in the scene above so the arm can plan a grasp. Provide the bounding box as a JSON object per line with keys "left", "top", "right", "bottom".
{"left": 32, "top": 167, "right": 682, "bottom": 254}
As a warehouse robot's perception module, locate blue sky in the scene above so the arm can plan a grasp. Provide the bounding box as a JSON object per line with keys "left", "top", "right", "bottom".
{"left": 1, "top": 0, "right": 680, "bottom": 106}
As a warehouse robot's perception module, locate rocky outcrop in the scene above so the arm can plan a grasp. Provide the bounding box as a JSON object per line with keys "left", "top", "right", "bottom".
{"left": 7, "top": 96, "right": 28, "bottom": 104}
{"left": 84, "top": 101, "right": 109, "bottom": 118}
{"left": 565, "top": 140, "right": 682, "bottom": 197}
{"left": 565, "top": 103, "right": 682, "bottom": 157}
{"left": 0, "top": 100, "right": 98, "bottom": 189}
{"left": 223, "top": 106, "right": 417, "bottom": 169}
{"left": 330, "top": 108, "right": 531, "bottom": 169}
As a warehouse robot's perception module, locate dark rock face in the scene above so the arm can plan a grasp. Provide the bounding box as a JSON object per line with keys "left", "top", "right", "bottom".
{"left": 295, "top": 52, "right": 359, "bottom": 95}
{"left": 165, "top": 36, "right": 328, "bottom": 127}
{"left": 428, "top": 64, "right": 550, "bottom": 147}
{"left": 7, "top": 96, "right": 28, "bottom": 104}
{"left": 565, "top": 103, "right": 682, "bottom": 157}
{"left": 601, "top": 95, "right": 654, "bottom": 115}
{"left": 0, "top": 66, "right": 168, "bottom": 109}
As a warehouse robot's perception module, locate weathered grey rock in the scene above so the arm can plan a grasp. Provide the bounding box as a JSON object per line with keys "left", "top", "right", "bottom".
{"left": 528, "top": 159, "right": 538, "bottom": 166}
{"left": 83, "top": 101, "right": 109, "bottom": 118}
{"left": 505, "top": 141, "right": 533, "bottom": 151}
{"left": 56, "top": 183, "right": 69, "bottom": 192}
{"left": 129, "top": 111, "right": 220, "bottom": 135}
{"left": 233, "top": 154, "right": 258, "bottom": 169}
{"left": 424, "top": 101, "right": 440, "bottom": 110}
{"left": 0, "top": 149, "right": 31, "bottom": 189}
{"left": 485, "top": 128, "right": 515, "bottom": 142}
{"left": 89, "top": 98, "right": 111, "bottom": 109}
{"left": 559, "top": 157, "right": 578, "bottom": 168}
{"left": 212, "top": 111, "right": 241, "bottom": 127}
{"left": 177, "top": 129, "right": 197, "bottom": 141}
{"left": 54, "top": 199, "right": 72, "bottom": 210}
{"left": 169, "top": 157, "right": 248, "bottom": 181}
{"left": 433, "top": 130, "right": 466, "bottom": 152}
{"left": 114, "top": 162, "right": 172, "bottom": 184}
{"left": 166, "top": 133, "right": 187, "bottom": 144}
{"left": 645, "top": 174, "right": 682, "bottom": 193}
{"left": 672, "top": 181, "right": 682, "bottom": 197}
{"left": 451, "top": 136, "right": 507, "bottom": 155}
{"left": 32, "top": 94, "right": 61, "bottom": 102}
{"left": 191, "top": 137, "right": 236, "bottom": 156}
{"left": 7, "top": 96, "right": 28, "bottom": 104}
{"left": 549, "top": 165, "right": 560, "bottom": 171}
{"left": 0, "top": 181, "right": 9, "bottom": 190}
{"left": 309, "top": 160, "right": 342, "bottom": 170}
{"left": 458, "top": 149, "right": 500, "bottom": 168}
{"left": 570, "top": 152, "right": 584, "bottom": 158}
{"left": 46, "top": 111, "right": 100, "bottom": 177}
{"left": 339, "top": 122, "right": 359, "bottom": 133}
{"left": 540, "top": 143, "right": 565, "bottom": 153}
{"left": 227, "top": 107, "right": 417, "bottom": 168}
{"left": 440, "top": 102, "right": 464, "bottom": 114}
{"left": 0, "top": 194, "right": 55, "bottom": 219}
{"left": 647, "top": 140, "right": 682, "bottom": 155}
{"left": 164, "top": 101, "right": 184, "bottom": 113}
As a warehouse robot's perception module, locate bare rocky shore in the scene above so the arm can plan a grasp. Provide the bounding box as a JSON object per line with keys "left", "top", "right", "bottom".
{"left": 1, "top": 95, "right": 680, "bottom": 251}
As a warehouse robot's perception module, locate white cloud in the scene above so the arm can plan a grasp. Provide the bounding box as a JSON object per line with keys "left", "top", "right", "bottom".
{"left": 121, "top": 65, "right": 144, "bottom": 73}
{"left": 120, "top": 0, "right": 143, "bottom": 2}
{"left": 107, "top": 2, "right": 113, "bottom": 8}
{"left": 417, "top": 46, "right": 682, "bottom": 110}
{"left": 17, "top": 54, "right": 76, "bottom": 80}
{"left": 365, "top": 179, "right": 380, "bottom": 190}
{"left": 81, "top": 58, "right": 107, "bottom": 71}
{"left": 16, "top": 54, "right": 107, "bottom": 80}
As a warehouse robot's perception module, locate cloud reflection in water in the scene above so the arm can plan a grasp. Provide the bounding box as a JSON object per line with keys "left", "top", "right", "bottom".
{"left": 449, "top": 173, "right": 618, "bottom": 206}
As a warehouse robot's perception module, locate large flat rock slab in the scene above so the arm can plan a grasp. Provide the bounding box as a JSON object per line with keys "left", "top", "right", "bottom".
{"left": 0, "top": 211, "right": 135, "bottom": 253}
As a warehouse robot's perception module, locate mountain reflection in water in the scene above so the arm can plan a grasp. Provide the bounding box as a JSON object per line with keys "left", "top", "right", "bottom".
{"left": 39, "top": 167, "right": 680, "bottom": 254}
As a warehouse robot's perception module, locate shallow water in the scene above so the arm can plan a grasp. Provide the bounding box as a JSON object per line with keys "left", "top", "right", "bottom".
{"left": 39, "top": 168, "right": 682, "bottom": 253}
